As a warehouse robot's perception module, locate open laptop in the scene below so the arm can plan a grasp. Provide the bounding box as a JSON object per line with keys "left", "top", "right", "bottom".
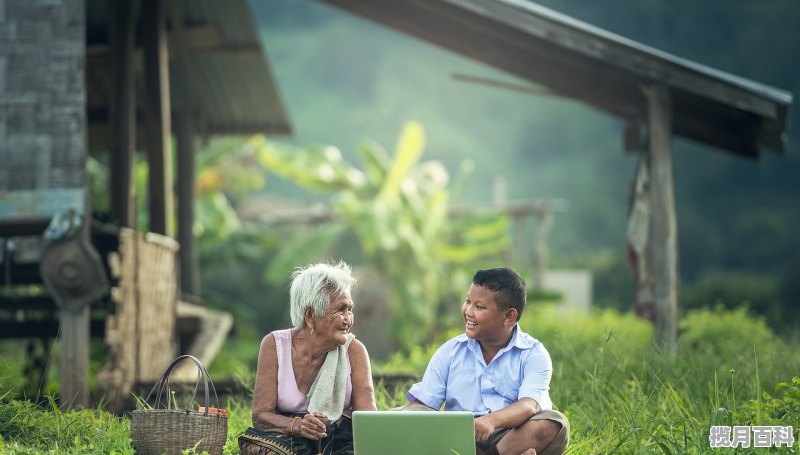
{"left": 353, "top": 410, "right": 476, "bottom": 455}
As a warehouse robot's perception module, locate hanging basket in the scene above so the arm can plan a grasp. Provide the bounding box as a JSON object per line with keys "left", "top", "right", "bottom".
{"left": 131, "top": 355, "right": 228, "bottom": 455}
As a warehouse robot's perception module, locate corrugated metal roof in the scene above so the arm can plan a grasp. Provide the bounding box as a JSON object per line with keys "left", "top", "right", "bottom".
{"left": 496, "top": 0, "right": 792, "bottom": 105}
{"left": 167, "top": 0, "right": 291, "bottom": 136}
{"left": 321, "top": 0, "right": 792, "bottom": 157}
{"left": 86, "top": 0, "right": 291, "bottom": 141}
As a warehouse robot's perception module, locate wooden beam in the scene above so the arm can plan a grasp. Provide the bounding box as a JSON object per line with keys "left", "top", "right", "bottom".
{"left": 0, "top": 295, "right": 57, "bottom": 311}
{"left": 643, "top": 85, "right": 678, "bottom": 351}
{"left": 187, "top": 45, "right": 264, "bottom": 58}
{"left": 0, "top": 319, "right": 105, "bottom": 339}
{"left": 58, "top": 306, "right": 90, "bottom": 408}
{"left": 88, "top": 107, "right": 294, "bottom": 137}
{"left": 109, "top": 0, "right": 137, "bottom": 229}
{"left": 167, "top": 24, "right": 222, "bottom": 54}
{"left": 0, "top": 219, "right": 49, "bottom": 237}
{"left": 142, "top": 0, "right": 174, "bottom": 236}
{"left": 532, "top": 210, "right": 554, "bottom": 290}
{"left": 175, "top": 113, "right": 200, "bottom": 296}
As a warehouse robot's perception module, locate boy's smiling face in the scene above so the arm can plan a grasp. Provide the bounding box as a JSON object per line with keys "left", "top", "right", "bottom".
{"left": 461, "top": 283, "right": 515, "bottom": 342}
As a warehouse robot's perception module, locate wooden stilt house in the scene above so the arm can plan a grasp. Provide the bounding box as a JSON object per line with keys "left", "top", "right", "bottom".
{"left": 0, "top": 0, "right": 291, "bottom": 410}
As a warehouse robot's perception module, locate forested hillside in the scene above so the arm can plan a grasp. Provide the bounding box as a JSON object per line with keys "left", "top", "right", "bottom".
{"left": 245, "top": 0, "right": 800, "bottom": 329}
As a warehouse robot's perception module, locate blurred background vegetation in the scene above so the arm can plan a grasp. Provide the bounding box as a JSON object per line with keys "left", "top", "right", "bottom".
{"left": 64, "top": 0, "right": 800, "bottom": 383}
{"left": 190, "top": 0, "right": 800, "bottom": 348}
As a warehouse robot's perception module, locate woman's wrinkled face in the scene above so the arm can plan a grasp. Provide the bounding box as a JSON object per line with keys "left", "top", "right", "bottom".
{"left": 315, "top": 292, "right": 354, "bottom": 346}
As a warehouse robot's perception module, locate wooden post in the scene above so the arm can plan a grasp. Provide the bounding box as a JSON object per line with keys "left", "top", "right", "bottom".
{"left": 175, "top": 113, "right": 200, "bottom": 296}
{"left": 59, "top": 196, "right": 95, "bottom": 409}
{"left": 628, "top": 155, "right": 655, "bottom": 321}
{"left": 41, "top": 210, "right": 108, "bottom": 409}
{"left": 142, "top": 0, "right": 173, "bottom": 236}
{"left": 109, "top": 0, "right": 137, "bottom": 229}
{"left": 60, "top": 305, "right": 90, "bottom": 408}
{"left": 532, "top": 209, "right": 553, "bottom": 290}
{"left": 643, "top": 85, "right": 678, "bottom": 350}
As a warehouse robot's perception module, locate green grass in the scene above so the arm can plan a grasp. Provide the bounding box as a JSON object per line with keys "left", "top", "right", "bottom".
{"left": 1, "top": 306, "right": 798, "bottom": 454}
{"left": 525, "top": 305, "right": 800, "bottom": 454}
{"left": 0, "top": 394, "right": 132, "bottom": 454}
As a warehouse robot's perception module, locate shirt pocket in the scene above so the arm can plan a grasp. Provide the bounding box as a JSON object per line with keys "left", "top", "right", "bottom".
{"left": 493, "top": 376, "right": 520, "bottom": 402}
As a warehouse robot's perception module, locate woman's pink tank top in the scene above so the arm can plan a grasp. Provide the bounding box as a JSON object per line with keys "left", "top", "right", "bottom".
{"left": 273, "top": 329, "right": 353, "bottom": 415}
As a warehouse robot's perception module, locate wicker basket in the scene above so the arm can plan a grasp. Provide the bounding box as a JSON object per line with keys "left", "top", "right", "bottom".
{"left": 131, "top": 355, "right": 228, "bottom": 455}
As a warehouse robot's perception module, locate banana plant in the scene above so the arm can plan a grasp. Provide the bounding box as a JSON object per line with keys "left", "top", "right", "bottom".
{"left": 251, "top": 122, "right": 510, "bottom": 350}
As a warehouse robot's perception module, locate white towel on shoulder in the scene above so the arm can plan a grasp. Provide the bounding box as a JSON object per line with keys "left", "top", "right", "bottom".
{"left": 307, "top": 333, "right": 354, "bottom": 421}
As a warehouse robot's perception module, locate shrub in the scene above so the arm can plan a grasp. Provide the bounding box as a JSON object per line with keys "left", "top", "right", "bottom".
{"left": 679, "top": 305, "right": 781, "bottom": 360}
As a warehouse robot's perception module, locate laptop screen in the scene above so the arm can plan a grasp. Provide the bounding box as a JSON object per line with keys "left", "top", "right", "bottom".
{"left": 353, "top": 410, "right": 475, "bottom": 455}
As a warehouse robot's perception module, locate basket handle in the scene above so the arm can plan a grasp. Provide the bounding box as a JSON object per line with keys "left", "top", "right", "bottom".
{"left": 142, "top": 355, "right": 221, "bottom": 414}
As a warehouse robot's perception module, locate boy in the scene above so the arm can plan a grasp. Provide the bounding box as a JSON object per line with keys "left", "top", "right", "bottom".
{"left": 406, "top": 268, "right": 569, "bottom": 455}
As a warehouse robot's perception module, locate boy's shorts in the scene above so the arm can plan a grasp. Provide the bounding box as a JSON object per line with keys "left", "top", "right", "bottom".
{"left": 477, "top": 409, "right": 569, "bottom": 455}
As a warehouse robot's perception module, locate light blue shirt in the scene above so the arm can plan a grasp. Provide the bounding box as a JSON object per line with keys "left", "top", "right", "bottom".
{"left": 407, "top": 325, "right": 553, "bottom": 416}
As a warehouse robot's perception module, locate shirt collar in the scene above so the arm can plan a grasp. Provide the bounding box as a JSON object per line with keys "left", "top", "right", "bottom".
{"left": 456, "top": 324, "right": 535, "bottom": 351}
{"left": 508, "top": 324, "right": 535, "bottom": 349}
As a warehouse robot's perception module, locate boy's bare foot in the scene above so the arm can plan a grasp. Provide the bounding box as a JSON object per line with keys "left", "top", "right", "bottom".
{"left": 520, "top": 450, "right": 537, "bottom": 455}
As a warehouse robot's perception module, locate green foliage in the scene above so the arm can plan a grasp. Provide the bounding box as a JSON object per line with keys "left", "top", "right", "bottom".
{"left": 208, "top": 330, "right": 260, "bottom": 385}
{"left": 375, "top": 329, "right": 458, "bottom": 376}
{"left": 738, "top": 377, "right": 800, "bottom": 426}
{"left": 373, "top": 379, "right": 416, "bottom": 411}
{"left": 195, "top": 137, "right": 273, "bottom": 247}
{"left": 0, "top": 394, "right": 255, "bottom": 454}
{"left": 373, "top": 306, "right": 800, "bottom": 453}
{"left": 199, "top": 226, "right": 290, "bottom": 331}
{"left": 221, "top": 400, "right": 253, "bottom": 455}
{"left": 679, "top": 306, "right": 781, "bottom": 360}
{"left": 86, "top": 157, "right": 110, "bottom": 214}
{"left": 0, "top": 395, "right": 133, "bottom": 454}
{"left": 262, "top": 223, "right": 348, "bottom": 285}
{"left": 681, "top": 272, "right": 790, "bottom": 330}
{"left": 0, "top": 339, "right": 110, "bottom": 403}
{"left": 251, "top": 123, "right": 511, "bottom": 350}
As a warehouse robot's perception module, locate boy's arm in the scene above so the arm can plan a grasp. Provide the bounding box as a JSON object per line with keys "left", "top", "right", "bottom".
{"left": 392, "top": 399, "right": 438, "bottom": 411}
{"left": 474, "top": 397, "right": 540, "bottom": 441}
{"left": 406, "top": 342, "right": 451, "bottom": 409}
{"left": 518, "top": 347, "right": 553, "bottom": 410}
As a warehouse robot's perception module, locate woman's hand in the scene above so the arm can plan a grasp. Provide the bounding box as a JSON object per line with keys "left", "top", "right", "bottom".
{"left": 297, "top": 411, "right": 329, "bottom": 440}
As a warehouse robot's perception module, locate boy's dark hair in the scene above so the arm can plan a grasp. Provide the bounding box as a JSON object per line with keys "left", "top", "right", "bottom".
{"left": 472, "top": 268, "right": 527, "bottom": 321}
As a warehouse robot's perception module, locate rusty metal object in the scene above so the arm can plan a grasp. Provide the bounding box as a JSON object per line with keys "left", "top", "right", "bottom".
{"left": 39, "top": 211, "right": 109, "bottom": 312}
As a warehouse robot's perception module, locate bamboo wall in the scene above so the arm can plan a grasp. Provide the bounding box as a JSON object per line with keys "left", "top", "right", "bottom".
{"left": 98, "top": 228, "right": 179, "bottom": 411}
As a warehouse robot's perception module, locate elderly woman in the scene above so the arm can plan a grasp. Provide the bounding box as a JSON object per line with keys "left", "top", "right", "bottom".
{"left": 239, "top": 261, "right": 376, "bottom": 455}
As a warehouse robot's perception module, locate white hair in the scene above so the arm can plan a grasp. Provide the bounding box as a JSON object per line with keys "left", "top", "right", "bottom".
{"left": 289, "top": 261, "right": 356, "bottom": 328}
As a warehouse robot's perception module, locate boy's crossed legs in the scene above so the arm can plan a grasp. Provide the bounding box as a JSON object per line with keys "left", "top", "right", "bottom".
{"left": 477, "top": 409, "right": 568, "bottom": 455}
